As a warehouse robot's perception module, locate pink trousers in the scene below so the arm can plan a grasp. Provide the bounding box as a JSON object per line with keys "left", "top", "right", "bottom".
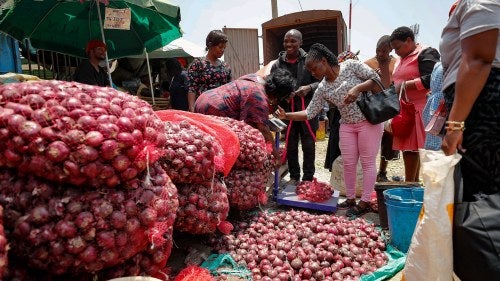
{"left": 339, "top": 121, "right": 384, "bottom": 202}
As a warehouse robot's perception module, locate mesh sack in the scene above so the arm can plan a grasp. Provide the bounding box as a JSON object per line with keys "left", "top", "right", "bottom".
{"left": 295, "top": 178, "right": 334, "bottom": 202}
{"left": 155, "top": 110, "right": 239, "bottom": 176}
{"left": 212, "top": 116, "right": 267, "bottom": 171}
{"left": 0, "top": 163, "right": 178, "bottom": 275}
{"left": 174, "top": 265, "right": 214, "bottom": 281}
{"left": 0, "top": 80, "right": 166, "bottom": 188}
{"left": 0, "top": 206, "right": 6, "bottom": 279}
{"left": 225, "top": 169, "right": 268, "bottom": 210}
{"left": 159, "top": 120, "right": 216, "bottom": 184}
{"left": 175, "top": 178, "right": 231, "bottom": 234}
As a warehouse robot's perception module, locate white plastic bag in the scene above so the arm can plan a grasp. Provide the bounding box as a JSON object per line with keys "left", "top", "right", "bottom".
{"left": 402, "top": 150, "right": 461, "bottom": 281}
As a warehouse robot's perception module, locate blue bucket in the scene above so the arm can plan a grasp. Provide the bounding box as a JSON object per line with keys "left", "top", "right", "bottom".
{"left": 383, "top": 187, "right": 424, "bottom": 252}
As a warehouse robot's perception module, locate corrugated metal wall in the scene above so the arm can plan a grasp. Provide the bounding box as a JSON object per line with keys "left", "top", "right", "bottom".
{"left": 222, "top": 28, "right": 259, "bottom": 80}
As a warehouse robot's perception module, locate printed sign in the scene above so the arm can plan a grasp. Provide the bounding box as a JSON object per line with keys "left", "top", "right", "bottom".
{"left": 104, "top": 8, "right": 131, "bottom": 30}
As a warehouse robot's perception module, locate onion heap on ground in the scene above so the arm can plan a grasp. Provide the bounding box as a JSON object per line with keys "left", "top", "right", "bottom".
{"left": 211, "top": 210, "right": 388, "bottom": 281}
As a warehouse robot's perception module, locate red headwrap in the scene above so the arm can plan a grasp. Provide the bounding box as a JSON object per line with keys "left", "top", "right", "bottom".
{"left": 85, "top": 39, "right": 107, "bottom": 54}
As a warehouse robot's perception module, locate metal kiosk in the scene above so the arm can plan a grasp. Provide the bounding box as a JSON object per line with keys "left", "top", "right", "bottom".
{"left": 269, "top": 118, "right": 340, "bottom": 212}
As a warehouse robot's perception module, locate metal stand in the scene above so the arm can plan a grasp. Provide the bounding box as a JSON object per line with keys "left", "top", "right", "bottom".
{"left": 272, "top": 131, "right": 340, "bottom": 212}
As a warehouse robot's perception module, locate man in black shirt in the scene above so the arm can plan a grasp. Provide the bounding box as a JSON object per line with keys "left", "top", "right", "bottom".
{"left": 270, "top": 29, "right": 319, "bottom": 184}
{"left": 73, "top": 40, "right": 109, "bottom": 87}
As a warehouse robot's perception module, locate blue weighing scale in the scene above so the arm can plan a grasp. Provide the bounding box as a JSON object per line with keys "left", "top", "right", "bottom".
{"left": 269, "top": 118, "right": 339, "bottom": 212}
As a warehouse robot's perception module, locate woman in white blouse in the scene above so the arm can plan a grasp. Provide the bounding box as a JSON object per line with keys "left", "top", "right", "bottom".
{"left": 275, "top": 43, "right": 382, "bottom": 217}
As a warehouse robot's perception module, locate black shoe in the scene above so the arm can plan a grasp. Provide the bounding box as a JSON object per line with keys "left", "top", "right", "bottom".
{"left": 377, "top": 172, "right": 389, "bottom": 182}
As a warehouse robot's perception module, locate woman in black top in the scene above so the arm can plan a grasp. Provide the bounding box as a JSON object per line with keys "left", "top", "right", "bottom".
{"left": 165, "top": 58, "right": 189, "bottom": 111}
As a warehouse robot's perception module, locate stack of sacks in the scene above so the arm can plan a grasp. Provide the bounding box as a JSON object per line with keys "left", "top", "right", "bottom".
{"left": 0, "top": 81, "right": 178, "bottom": 279}
{"left": 156, "top": 110, "right": 240, "bottom": 235}
{"left": 214, "top": 117, "right": 274, "bottom": 210}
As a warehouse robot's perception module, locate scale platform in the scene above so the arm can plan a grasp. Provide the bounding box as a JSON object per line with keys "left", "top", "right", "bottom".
{"left": 276, "top": 184, "right": 340, "bottom": 212}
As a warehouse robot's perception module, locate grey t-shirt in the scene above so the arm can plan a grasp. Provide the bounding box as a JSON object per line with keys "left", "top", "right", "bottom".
{"left": 439, "top": 0, "right": 500, "bottom": 90}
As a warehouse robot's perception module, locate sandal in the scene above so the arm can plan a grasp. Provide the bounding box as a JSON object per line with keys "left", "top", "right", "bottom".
{"left": 337, "top": 199, "right": 356, "bottom": 210}
{"left": 346, "top": 201, "right": 371, "bottom": 217}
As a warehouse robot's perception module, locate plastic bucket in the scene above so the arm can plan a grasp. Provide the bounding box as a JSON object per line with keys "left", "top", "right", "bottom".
{"left": 375, "top": 182, "right": 420, "bottom": 229}
{"left": 383, "top": 187, "right": 424, "bottom": 252}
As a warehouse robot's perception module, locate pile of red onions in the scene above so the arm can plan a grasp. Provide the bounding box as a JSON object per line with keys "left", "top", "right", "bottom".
{"left": 0, "top": 163, "right": 178, "bottom": 276}
{"left": 175, "top": 178, "right": 231, "bottom": 234}
{"left": 0, "top": 206, "right": 6, "bottom": 279}
{"left": 214, "top": 117, "right": 267, "bottom": 171}
{"left": 160, "top": 120, "right": 216, "bottom": 183}
{"left": 295, "top": 179, "right": 334, "bottom": 202}
{"left": 0, "top": 80, "right": 166, "bottom": 188}
{"left": 211, "top": 210, "right": 388, "bottom": 280}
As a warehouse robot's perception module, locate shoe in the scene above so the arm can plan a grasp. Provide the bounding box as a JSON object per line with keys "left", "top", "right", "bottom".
{"left": 392, "top": 176, "right": 404, "bottom": 182}
{"left": 285, "top": 179, "right": 298, "bottom": 186}
{"left": 337, "top": 199, "right": 356, "bottom": 209}
{"left": 346, "top": 201, "right": 371, "bottom": 217}
{"left": 377, "top": 171, "right": 389, "bottom": 182}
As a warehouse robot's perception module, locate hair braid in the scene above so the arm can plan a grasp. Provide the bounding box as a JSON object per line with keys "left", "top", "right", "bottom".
{"left": 306, "top": 43, "right": 338, "bottom": 66}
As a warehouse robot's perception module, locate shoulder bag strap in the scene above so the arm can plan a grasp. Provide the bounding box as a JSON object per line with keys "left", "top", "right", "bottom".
{"left": 370, "top": 78, "right": 386, "bottom": 91}
{"left": 399, "top": 81, "right": 408, "bottom": 101}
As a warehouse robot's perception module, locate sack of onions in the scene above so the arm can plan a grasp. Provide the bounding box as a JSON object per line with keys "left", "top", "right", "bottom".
{"left": 155, "top": 110, "right": 240, "bottom": 177}
{"left": 0, "top": 163, "right": 178, "bottom": 275}
{"left": 85, "top": 242, "right": 173, "bottom": 280}
{"left": 213, "top": 117, "right": 268, "bottom": 171}
{"left": 212, "top": 210, "right": 388, "bottom": 280}
{"left": 225, "top": 169, "right": 268, "bottom": 211}
{"left": 159, "top": 120, "right": 217, "bottom": 184}
{"left": 175, "top": 178, "right": 231, "bottom": 234}
{"left": 0, "top": 205, "right": 7, "bottom": 279}
{"left": 295, "top": 179, "right": 334, "bottom": 202}
{"left": 0, "top": 80, "right": 166, "bottom": 188}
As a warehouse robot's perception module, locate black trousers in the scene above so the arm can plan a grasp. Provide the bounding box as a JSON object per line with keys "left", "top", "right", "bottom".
{"left": 287, "top": 118, "right": 318, "bottom": 181}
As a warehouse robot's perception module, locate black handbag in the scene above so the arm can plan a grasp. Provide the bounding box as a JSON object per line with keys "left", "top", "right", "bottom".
{"left": 453, "top": 153, "right": 500, "bottom": 281}
{"left": 356, "top": 78, "right": 400, "bottom": 124}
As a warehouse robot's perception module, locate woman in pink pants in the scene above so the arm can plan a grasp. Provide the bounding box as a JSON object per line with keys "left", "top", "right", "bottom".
{"left": 275, "top": 43, "right": 383, "bottom": 217}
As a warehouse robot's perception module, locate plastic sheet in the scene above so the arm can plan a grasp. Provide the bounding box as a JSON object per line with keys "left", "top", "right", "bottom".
{"left": 360, "top": 245, "right": 406, "bottom": 281}
{"left": 201, "top": 254, "right": 252, "bottom": 280}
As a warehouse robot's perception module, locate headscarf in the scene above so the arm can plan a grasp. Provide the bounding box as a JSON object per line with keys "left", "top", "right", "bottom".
{"left": 85, "top": 39, "right": 107, "bottom": 55}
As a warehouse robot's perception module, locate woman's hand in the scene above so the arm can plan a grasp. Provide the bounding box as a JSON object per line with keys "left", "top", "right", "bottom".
{"left": 343, "top": 88, "right": 360, "bottom": 104}
{"left": 293, "top": 85, "right": 312, "bottom": 97}
{"left": 274, "top": 106, "right": 287, "bottom": 119}
{"left": 441, "top": 130, "right": 464, "bottom": 155}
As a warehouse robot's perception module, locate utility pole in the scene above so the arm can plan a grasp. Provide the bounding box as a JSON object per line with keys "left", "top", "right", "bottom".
{"left": 271, "top": 0, "right": 278, "bottom": 18}
{"left": 348, "top": 0, "right": 352, "bottom": 51}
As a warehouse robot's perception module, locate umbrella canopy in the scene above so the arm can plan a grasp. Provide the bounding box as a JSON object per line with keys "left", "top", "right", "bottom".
{"left": 129, "top": 37, "right": 205, "bottom": 59}
{"left": 0, "top": 0, "right": 182, "bottom": 59}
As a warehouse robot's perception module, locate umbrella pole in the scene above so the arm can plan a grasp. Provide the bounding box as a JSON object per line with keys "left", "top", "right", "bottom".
{"left": 145, "top": 48, "right": 155, "bottom": 105}
{"left": 96, "top": 0, "right": 113, "bottom": 87}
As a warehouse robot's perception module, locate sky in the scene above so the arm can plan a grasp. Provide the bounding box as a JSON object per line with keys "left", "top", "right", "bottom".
{"left": 169, "top": 0, "right": 453, "bottom": 64}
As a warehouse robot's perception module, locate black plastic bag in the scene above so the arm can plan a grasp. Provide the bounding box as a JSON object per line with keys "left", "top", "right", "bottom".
{"left": 453, "top": 155, "right": 500, "bottom": 280}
